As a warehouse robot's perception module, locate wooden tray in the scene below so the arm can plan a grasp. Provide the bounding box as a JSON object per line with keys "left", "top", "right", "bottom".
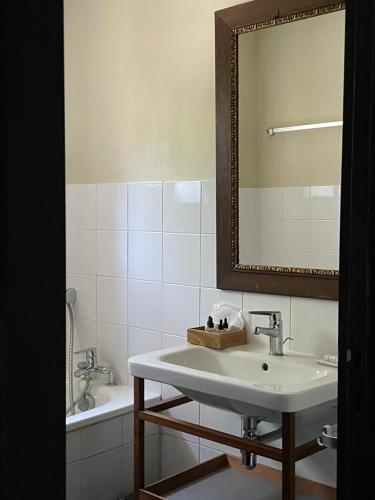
{"left": 187, "top": 325, "right": 247, "bottom": 349}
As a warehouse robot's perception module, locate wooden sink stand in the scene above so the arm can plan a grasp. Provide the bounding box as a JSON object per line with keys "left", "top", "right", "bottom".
{"left": 133, "top": 376, "right": 328, "bottom": 500}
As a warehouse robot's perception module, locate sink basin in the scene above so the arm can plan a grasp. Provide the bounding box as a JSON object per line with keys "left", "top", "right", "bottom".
{"left": 128, "top": 344, "right": 337, "bottom": 418}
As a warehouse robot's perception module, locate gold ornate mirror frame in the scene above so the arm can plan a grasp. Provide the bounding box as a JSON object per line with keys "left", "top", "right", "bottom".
{"left": 216, "top": 0, "right": 345, "bottom": 300}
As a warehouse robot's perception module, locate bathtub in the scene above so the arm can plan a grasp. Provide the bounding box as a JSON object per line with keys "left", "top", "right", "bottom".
{"left": 66, "top": 381, "right": 159, "bottom": 431}
{"left": 66, "top": 383, "right": 161, "bottom": 500}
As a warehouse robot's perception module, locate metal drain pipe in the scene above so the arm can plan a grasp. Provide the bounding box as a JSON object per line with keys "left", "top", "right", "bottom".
{"left": 241, "top": 416, "right": 262, "bottom": 469}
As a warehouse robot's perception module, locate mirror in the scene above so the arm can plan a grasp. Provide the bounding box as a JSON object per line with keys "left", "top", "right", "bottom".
{"left": 216, "top": 1, "right": 346, "bottom": 300}
{"left": 238, "top": 10, "right": 344, "bottom": 271}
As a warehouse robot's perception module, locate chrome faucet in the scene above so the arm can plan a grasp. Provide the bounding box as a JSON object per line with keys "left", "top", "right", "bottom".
{"left": 250, "top": 311, "right": 291, "bottom": 355}
{"left": 74, "top": 347, "right": 117, "bottom": 385}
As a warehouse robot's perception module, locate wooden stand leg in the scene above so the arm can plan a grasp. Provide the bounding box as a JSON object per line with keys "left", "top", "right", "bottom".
{"left": 134, "top": 377, "right": 145, "bottom": 499}
{"left": 282, "top": 412, "right": 295, "bottom": 500}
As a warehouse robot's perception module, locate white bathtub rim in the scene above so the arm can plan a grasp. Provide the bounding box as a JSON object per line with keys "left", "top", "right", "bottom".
{"left": 66, "top": 384, "right": 159, "bottom": 432}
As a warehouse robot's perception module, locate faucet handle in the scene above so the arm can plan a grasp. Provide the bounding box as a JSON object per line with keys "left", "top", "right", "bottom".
{"left": 74, "top": 347, "right": 97, "bottom": 355}
{"left": 249, "top": 311, "right": 281, "bottom": 326}
{"left": 74, "top": 347, "right": 97, "bottom": 367}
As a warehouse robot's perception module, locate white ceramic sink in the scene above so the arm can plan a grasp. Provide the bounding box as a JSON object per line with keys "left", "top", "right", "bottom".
{"left": 128, "top": 344, "right": 337, "bottom": 418}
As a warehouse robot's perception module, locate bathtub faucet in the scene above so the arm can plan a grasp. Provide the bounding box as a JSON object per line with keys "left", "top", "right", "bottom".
{"left": 74, "top": 347, "right": 117, "bottom": 386}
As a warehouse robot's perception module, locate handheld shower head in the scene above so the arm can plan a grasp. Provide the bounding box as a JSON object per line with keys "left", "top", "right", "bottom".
{"left": 66, "top": 288, "right": 77, "bottom": 304}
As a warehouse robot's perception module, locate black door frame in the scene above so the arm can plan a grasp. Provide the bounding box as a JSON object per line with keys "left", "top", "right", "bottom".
{"left": 1, "top": 1, "right": 66, "bottom": 498}
{"left": 338, "top": 0, "right": 375, "bottom": 498}
{"left": 1, "top": 0, "right": 375, "bottom": 498}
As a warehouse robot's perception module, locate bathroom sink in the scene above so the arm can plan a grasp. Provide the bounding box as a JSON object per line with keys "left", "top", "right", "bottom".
{"left": 128, "top": 344, "right": 337, "bottom": 416}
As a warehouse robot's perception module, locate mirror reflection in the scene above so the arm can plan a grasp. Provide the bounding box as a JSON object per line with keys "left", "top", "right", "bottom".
{"left": 238, "top": 11, "right": 345, "bottom": 270}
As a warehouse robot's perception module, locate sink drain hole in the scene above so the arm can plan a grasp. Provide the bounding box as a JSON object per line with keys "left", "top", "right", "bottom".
{"left": 262, "top": 363, "right": 269, "bottom": 371}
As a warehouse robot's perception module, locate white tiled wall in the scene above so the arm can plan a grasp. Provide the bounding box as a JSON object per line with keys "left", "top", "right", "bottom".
{"left": 239, "top": 185, "right": 340, "bottom": 269}
{"left": 66, "top": 183, "right": 128, "bottom": 384}
{"left": 66, "top": 413, "right": 160, "bottom": 500}
{"left": 66, "top": 180, "right": 338, "bottom": 489}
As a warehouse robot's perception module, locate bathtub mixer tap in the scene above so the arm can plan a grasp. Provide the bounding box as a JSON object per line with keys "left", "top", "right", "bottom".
{"left": 74, "top": 347, "right": 117, "bottom": 386}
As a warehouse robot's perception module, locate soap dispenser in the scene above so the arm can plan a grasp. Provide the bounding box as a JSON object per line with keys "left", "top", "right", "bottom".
{"left": 206, "top": 316, "right": 215, "bottom": 332}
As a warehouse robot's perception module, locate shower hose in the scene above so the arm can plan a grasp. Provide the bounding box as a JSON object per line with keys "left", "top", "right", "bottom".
{"left": 66, "top": 300, "right": 93, "bottom": 416}
{"left": 66, "top": 302, "right": 76, "bottom": 416}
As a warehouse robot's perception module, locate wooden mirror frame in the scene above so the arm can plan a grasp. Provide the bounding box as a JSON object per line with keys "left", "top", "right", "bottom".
{"left": 216, "top": 0, "right": 345, "bottom": 300}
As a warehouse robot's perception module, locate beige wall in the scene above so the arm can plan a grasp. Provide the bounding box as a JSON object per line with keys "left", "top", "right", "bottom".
{"left": 64, "top": 0, "right": 245, "bottom": 184}
{"left": 239, "top": 10, "right": 345, "bottom": 187}
{"left": 238, "top": 33, "right": 259, "bottom": 188}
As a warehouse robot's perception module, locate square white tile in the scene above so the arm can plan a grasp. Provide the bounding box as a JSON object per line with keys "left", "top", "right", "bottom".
{"left": 97, "top": 183, "right": 127, "bottom": 230}
{"left": 144, "top": 435, "right": 161, "bottom": 485}
{"left": 72, "top": 318, "right": 97, "bottom": 352}
{"left": 127, "top": 280, "right": 162, "bottom": 330}
{"left": 259, "top": 187, "right": 283, "bottom": 220}
{"left": 66, "top": 229, "right": 97, "bottom": 275}
{"left": 201, "top": 180, "right": 216, "bottom": 234}
{"left": 295, "top": 448, "right": 337, "bottom": 488}
{"left": 310, "top": 253, "right": 339, "bottom": 270}
{"left": 163, "top": 233, "right": 200, "bottom": 286}
{"left": 160, "top": 435, "right": 199, "bottom": 479}
{"left": 258, "top": 251, "right": 284, "bottom": 266}
{"left": 283, "top": 187, "right": 310, "bottom": 220}
{"left": 97, "top": 276, "right": 127, "bottom": 325}
{"left": 260, "top": 221, "right": 283, "bottom": 252}
{"left": 97, "top": 230, "right": 127, "bottom": 278}
{"left": 161, "top": 334, "right": 187, "bottom": 349}
{"left": 66, "top": 461, "right": 81, "bottom": 500}
{"left": 122, "top": 443, "right": 134, "bottom": 496}
{"left": 81, "top": 447, "right": 123, "bottom": 500}
{"left": 128, "top": 231, "right": 162, "bottom": 281}
{"left": 114, "top": 370, "right": 128, "bottom": 386}
{"left": 311, "top": 185, "right": 340, "bottom": 220}
{"left": 239, "top": 188, "right": 260, "bottom": 256}
{"left": 97, "top": 322, "right": 127, "bottom": 372}
{"left": 310, "top": 220, "right": 340, "bottom": 254}
{"left": 239, "top": 250, "right": 260, "bottom": 265}
{"left": 81, "top": 416, "right": 122, "bottom": 458}
{"left": 239, "top": 188, "right": 259, "bottom": 221}
{"left": 163, "top": 181, "right": 201, "bottom": 233}
{"left": 201, "top": 234, "right": 216, "bottom": 288}
{"left": 66, "top": 184, "right": 96, "bottom": 229}
{"left": 66, "top": 430, "right": 81, "bottom": 463}
{"left": 162, "top": 284, "right": 199, "bottom": 336}
{"left": 283, "top": 220, "right": 310, "bottom": 253}
{"left": 128, "top": 327, "right": 161, "bottom": 357}
{"left": 239, "top": 215, "right": 260, "bottom": 254}
{"left": 291, "top": 297, "right": 338, "bottom": 355}
{"left": 66, "top": 273, "right": 97, "bottom": 320}
{"left": 283, "top": 252, "right": 312, "bottom": 269}
{"left": 128, "top": 182, "right": 162, "bottom": 231}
